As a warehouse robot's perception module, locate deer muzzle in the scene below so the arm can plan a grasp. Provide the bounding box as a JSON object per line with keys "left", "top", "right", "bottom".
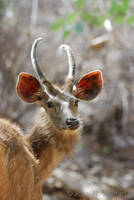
{"left": 66, "top": 118, "right": 79, "bottom": 130}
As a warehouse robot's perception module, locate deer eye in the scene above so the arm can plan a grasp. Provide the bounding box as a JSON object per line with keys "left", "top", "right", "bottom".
{"left": 46, "top": 101, "right": 54, "bottom": 108}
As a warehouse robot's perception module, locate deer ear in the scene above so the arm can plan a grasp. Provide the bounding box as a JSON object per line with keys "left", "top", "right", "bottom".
{"left": 16, "top": 73, "right": 43, "bottom": 103}
{"left": 73, "top": 70, "right": 103, "bottom": 101}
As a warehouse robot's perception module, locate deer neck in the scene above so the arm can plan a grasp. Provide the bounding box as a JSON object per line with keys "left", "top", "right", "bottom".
{"left": 26, "top": 109, "right": 79, "bottom": 181}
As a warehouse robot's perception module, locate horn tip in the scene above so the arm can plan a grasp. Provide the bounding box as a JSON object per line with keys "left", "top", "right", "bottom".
{"left": 59, "top": 44, "right": 72, "bottom": 52}
{"left": 37, "top": 37, "right": 43, "bottom": 41}
{"left": 33, "top": 37, "right": 43, "bottom": 46}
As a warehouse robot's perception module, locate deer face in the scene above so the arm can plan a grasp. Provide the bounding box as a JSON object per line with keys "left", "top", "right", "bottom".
{"left": 16, "top": 38, "right": 103, "bottom": 131}
{"left": 39, "top": 93, "right": 79, "bottom": 130}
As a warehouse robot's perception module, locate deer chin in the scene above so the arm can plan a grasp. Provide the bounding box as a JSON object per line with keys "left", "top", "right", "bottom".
{"left": 65, "top": 128, "right": 79, "bottom": 135}
{"left": 61, "top": 124, "right": 80, "bottom": 134}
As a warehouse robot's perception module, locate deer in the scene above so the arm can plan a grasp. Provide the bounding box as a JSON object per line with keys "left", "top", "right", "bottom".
{"left": 0, "top": 37, "right": 103, "bottom": 200}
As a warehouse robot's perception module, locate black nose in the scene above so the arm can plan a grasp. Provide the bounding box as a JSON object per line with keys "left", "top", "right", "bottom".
{"left": 66, "top": 118, "right": 79, "bottom": 130}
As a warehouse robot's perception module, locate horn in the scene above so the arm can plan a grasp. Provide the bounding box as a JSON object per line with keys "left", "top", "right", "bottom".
{"left": 60, "top": 44, "right": 76, "bottom": 93}
{"left": 31, "top": 37, "right": 47, "bottom": 81}
{"left": 31, "top": 37, "right": 58, "bottom": 96}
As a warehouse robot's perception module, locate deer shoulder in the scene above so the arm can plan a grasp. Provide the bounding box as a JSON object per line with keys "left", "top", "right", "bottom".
{"left": 0, "top": 118, "right": 40, "bottom": 200}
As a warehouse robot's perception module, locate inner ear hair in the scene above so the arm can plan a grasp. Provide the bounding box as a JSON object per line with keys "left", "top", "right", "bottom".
{"left": 65, "top": 78, "right": 74, "bottom": 93}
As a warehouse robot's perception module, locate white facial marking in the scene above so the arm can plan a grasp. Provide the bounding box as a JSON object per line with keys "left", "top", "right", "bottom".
{"left": 61, "top": 101, "right": 73, "bottom": 119}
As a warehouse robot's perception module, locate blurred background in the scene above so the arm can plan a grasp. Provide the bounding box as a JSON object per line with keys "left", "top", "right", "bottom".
{"left": 0, "top": 0, "right": 134, "bottom": 199}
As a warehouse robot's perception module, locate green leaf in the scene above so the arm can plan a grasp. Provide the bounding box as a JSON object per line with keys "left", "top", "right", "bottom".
{"left": 75, "top": 21, "right": 84, "bottom": 35}
{"left": 62, "top": 25, "right": 71, "bottom": 40}
{"left": 120, "top": 3, "right": 129, "bottom": 14}
{"left": 121, "top": 0, "right": 130, "bottom": 3}
{"left": 63, "top": 30, "right": 71, "bottom": 39}
{"left": 82, "top": 12, "right": 106, "bottom": 27}
{"left": 82, "top": 12, "right": 91, "bottom": 22}
{"left": 97, "top": 15, "right": 106, "bottom": 27}
{"left": 109, "top": 1, "right": 130, "bottom": 16}
{"left": 113, "top": 15, "right": 124, "bottom": 24}
{"left": 66, "top": 12, "right": 78, "bottom": 24}
{"left": 127, "top": 15, "right": 134, "bottom": 25}
{"left": 109, "top": 2, "right": 120, "bottom": 14}
{"left": 50, "top": 18, "right": 64, "bottom": 31}
{"left": 75, "top": 0, "right": 86, "bottom": 8}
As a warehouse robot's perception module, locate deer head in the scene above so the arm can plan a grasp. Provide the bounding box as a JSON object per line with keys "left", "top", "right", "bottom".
{"left": 16, "top": 38, "right": 103, "bottom": 131}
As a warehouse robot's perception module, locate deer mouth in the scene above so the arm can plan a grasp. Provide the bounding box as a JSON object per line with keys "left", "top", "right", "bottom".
{"left": 68, "top": 124, "right": 79, "bottom": 130}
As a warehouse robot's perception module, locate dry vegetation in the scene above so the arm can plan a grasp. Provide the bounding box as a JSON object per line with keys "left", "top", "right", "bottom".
{"left": 0, "top": 0, "right": 134, "bottom": 199}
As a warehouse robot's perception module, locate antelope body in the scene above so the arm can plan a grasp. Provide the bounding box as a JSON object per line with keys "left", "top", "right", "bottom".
{"left": 0, "top": 38, "right": 103, "bottom": 200}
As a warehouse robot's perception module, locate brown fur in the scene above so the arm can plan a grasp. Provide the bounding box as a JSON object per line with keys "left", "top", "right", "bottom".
{"left": 0, "top": 119, "right": 41, "bottom": 200}
{"left": 64, "top": 78, "right": 74, "bottom": 93}
{"left": 26, "top": 109, "right": 79, "bottom": 181}
{"left": 0, "top": 109, "right": 79, "bottom": 200}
